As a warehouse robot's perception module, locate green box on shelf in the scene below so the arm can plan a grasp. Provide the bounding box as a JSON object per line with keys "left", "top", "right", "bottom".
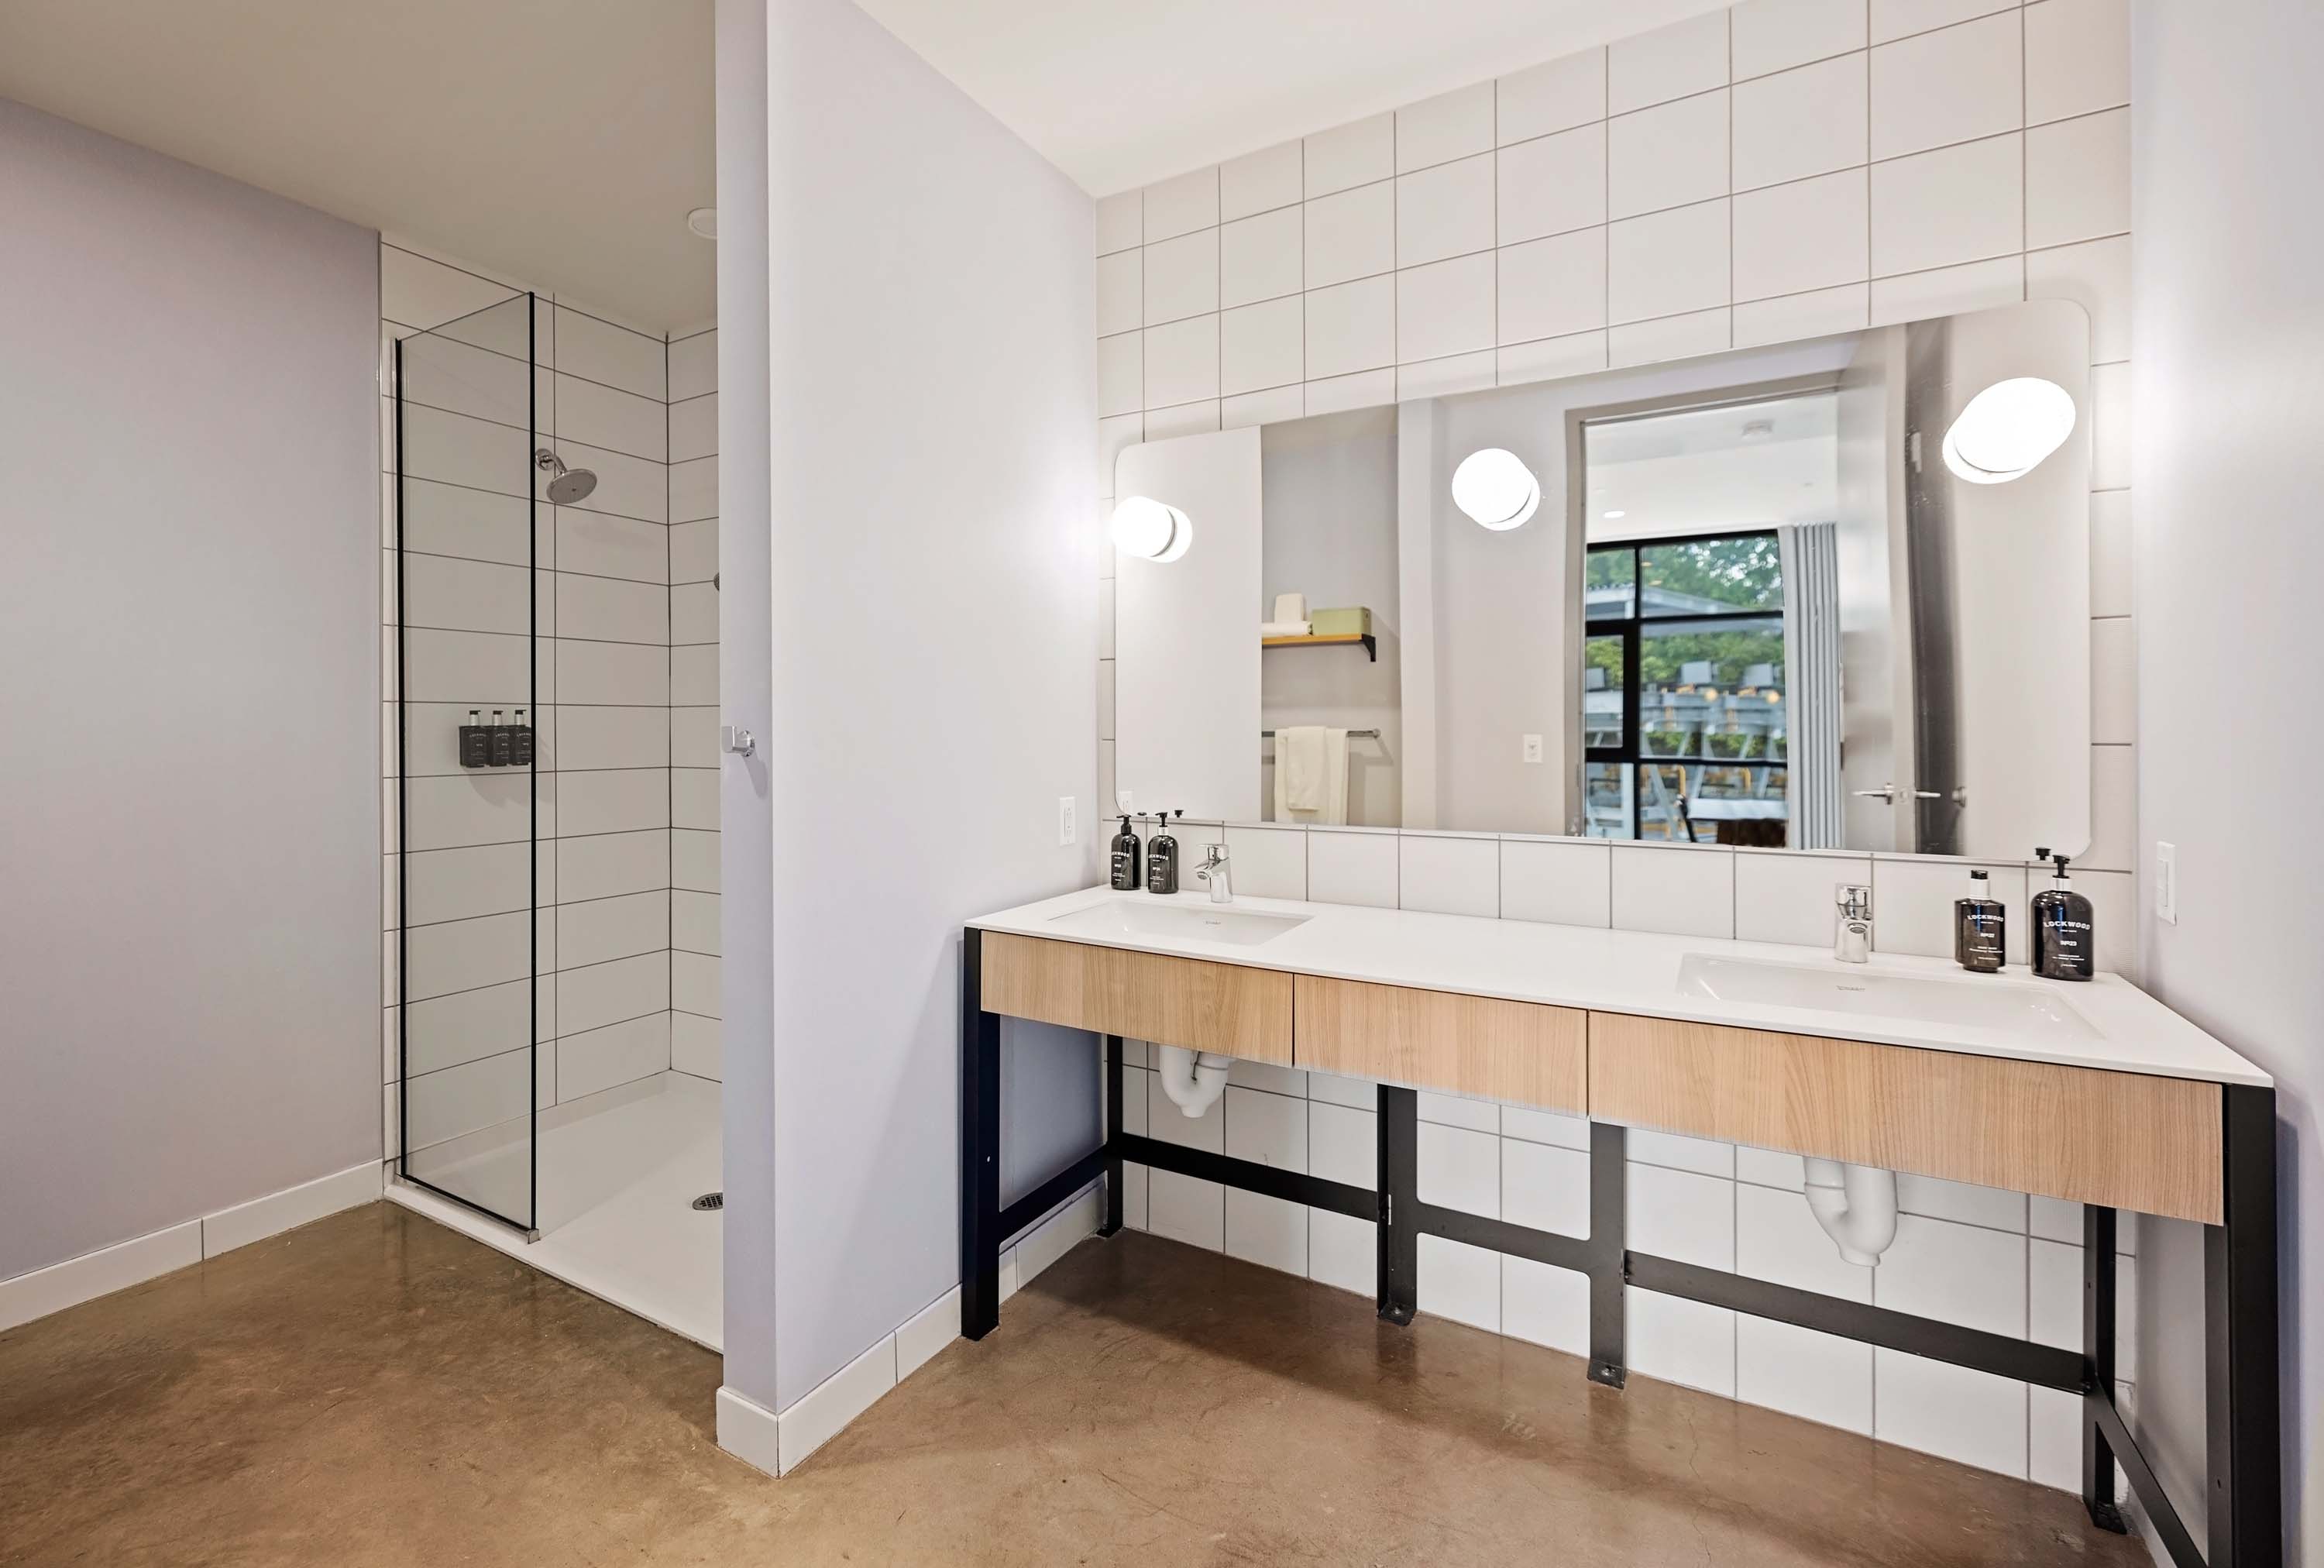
{"left": 1308, "top": 607, "right": 1371, "bottom": 638}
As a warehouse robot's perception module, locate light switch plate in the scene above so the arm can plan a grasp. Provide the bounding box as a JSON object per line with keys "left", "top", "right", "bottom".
{"left": 2155, "top": 841, "right": 2177, "bottom": 924}
{"left": 1521, "top": 734, "right": 1544, "bottom": 764}
{"left": 1058, "top": 796, "right": 1077, "bottom": 846}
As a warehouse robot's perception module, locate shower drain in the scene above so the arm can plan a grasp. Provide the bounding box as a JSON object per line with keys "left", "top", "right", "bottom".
{"left": 692, "top": 1191, "right": 724, "bottom": 1212}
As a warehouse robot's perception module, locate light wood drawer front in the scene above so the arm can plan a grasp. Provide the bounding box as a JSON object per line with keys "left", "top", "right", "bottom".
{"left": 980, "top": 934, "right": 1293, "bottom": 1063}
{"left": 1294, "top": 976, "right": 1587, "bottom": 1113}
{"left": 1587, "top": 1012, "right": 2223, "bottom": 1223}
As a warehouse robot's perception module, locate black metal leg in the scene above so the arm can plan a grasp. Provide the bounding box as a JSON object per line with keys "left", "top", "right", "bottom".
{"left": 1099, "top": 1035, "right": 1125, "bottom": 1237}
{"left": 2081, "top": 1205, "right": 2126, "bottom": 1532}
{"left": 2206, "top": 1085, "right": 2281, "bottom": 1567}
{"left": 959, "top": 929, "right": 1002, "bottom": 1340}
{"left": 1377, "top": 1085, "right": 1418, "bottom": 1326}
{"left": 1588, "top": 1121, "right": 1628, "bottom": 1387}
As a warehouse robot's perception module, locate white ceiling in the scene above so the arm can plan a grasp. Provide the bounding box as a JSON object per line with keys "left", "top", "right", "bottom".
{"left": 853, "top": 0, "right": 1738, "bottom": 195}
{"left": 1588, "top": 392, "right": 1841, "bottom": 542}
{"left": 0, "top": 0, "right": 717, "bottom": 332}
{"left": 0, "top": 0, "right": 1732, "bottom": 329}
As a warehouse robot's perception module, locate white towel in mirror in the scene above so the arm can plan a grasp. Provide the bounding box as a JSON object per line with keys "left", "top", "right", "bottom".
{"left": 1274, "top": 725, "right": 1348, "bottom": 825}
{"left": 1260, "top": 620, "right": 1312, "bottom": 638}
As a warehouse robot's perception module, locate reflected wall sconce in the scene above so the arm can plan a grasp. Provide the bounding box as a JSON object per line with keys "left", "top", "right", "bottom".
{"left": 1111, "top": 496, "right": 1194, "bottom": 562}
{"left": 1941, "top": 377, "right": 2077, "bottom": 485}
{"left": 1452, "top": 448, "right": 1539, "bottom": 530}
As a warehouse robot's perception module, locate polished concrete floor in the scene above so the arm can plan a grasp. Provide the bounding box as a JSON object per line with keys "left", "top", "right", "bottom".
{"left": 0, "top": 1202, "right": 2146, "bottom": 1567}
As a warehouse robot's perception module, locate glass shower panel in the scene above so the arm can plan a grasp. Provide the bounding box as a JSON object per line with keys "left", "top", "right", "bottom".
{"left": 394, "top": 293, "right": 542, "bottom": 1236}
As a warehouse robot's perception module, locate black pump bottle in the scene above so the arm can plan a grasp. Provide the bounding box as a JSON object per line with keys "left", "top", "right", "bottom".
{"left": 1110, "top": 815, "right": 1143, "bottom": 891}
{"left": 2030, "top": 848, "right": 2094, "bottom": 981}
{"left": 1147, "top": 811, "right": 1181, "bottom": 894}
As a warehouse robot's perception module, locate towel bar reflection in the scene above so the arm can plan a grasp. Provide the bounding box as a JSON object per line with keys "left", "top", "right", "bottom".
{"left": 1260, "top": 728, "right": 1380, "bottom": 739}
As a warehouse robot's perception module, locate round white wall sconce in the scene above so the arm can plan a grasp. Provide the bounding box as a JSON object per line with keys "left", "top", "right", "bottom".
{"left": 1111, "top": 496, "right": 1194, "bottom": 562}
{"left": 1451, "top": 448, "right": 1540, "bottom": 530}
{"left": 1941, "top": 377, "right": 2076, "bottom": 485}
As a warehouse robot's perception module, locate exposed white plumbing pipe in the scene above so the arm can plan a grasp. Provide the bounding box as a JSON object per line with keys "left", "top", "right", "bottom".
{"left": 1155, "top": 1044, "right": 1232, "bottom": 1118}
{"left": 1803, "top": 1158, "right": 1899, "bottom": 1266}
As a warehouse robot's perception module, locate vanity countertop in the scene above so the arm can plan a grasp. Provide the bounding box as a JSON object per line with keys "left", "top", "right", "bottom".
{"left": 969, "top": 885, "right": 2270, "bottom": 1088}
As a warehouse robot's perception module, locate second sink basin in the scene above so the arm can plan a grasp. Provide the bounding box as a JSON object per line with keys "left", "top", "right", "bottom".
{"left": 1047, "top": 898, "right": 1309, "bottom": 948}
{"left": 1676, "top": 954, "right": 2097, "bottom": 1040}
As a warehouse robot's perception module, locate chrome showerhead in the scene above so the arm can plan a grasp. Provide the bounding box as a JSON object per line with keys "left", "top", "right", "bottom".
{"left": 535, "top": 447, "right": 598, "bottom": 504}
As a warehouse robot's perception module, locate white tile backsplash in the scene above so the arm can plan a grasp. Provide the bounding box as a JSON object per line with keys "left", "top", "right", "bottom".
{"left": 1081, "top": 8, "right": 2151, "bottom": 1495}
{"left": 1732, "top": 53, "right": 1868, "bottom": 190}
{"left": 1608, "top": 89, "right": 1729, "bottom": 220}
{"left": 1397, "top": 82, "right": 1496, "bottom": 173}
{"left": 1307, "top": 828, "right": 1398, "bottom": 906}
{"left": 1395, "top": 155, "right": 1496, "bottom": 267}
{"left": 1304, "top": 114, "right": 1394, "bottom": 198}
{"left": 1610, "top": 843, "right": 1734, "bottom": 937}
{"left": 1497, "top": 50, "right": 1606, "bottom": 144}
{"left": 1731, "top": 0, "right": 1868, "bottom": 80}
{"left": 1220, "top": 139, "right": 1304, "bottom": 222}
{"left": 1496, "top": 122, "right": 1607, "bottom": 243}
{"left": 1396, "top": 832, "right": 1498, "bottom": 916}
{"left": 1607, "top": 9, "right": 1730, "bottom": 115}
{"left": 1499, "top": 837, "right": 1611, "bottom": 927}
{"left": 1869, "top": 11, "right": 2023, "bottom": 160}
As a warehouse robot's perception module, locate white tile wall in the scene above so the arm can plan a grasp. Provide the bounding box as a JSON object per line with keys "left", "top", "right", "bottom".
{"left": 1088, "top": 3, "right": 2138, "bottom": 1494}
{"left": 385, "top": 243, "right": 724, "bottom": 1155}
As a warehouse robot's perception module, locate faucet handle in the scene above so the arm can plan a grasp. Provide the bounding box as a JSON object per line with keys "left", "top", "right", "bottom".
{"left": 1836, "top": 883, "right": 1872, "bottom": 918}
{"left": 1204, "top": 842, "right": 1228, "bottom": 865}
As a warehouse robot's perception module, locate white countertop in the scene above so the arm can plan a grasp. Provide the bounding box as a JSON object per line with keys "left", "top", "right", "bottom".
{"left": 970, "top": 885, "right": 2270, "bottom": 1088}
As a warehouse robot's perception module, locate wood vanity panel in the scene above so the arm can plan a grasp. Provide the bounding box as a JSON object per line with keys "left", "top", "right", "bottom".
{"left": 981, "top": 934, "right": 1294, "bottom": 1062}
{"left": 1587, "top": 1012, "right": 2223, "bottom": 1223}
{"left": 1294, "top": 976, "right": 1587, "bottom": 1113}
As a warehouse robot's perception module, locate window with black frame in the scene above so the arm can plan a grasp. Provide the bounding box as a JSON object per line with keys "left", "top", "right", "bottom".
{"left": 1583, "top": 533, "right": 1790, "bottom": 844}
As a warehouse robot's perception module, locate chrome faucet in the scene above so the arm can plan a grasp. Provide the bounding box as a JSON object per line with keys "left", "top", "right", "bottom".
{"left": 1195, "top": 843, "right": 1233, "bottom": 904}
{"left": 1834, "top": 884, "right": 1872, "bottom": 963}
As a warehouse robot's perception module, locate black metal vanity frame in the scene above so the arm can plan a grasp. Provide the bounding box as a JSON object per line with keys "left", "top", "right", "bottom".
{"left": 957, "top": 927, "right": 2281, "bottom": 1566}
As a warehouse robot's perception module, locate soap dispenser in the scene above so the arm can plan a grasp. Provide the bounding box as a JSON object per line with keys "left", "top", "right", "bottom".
{"left": 1110, "top": 815, "right": 1143, "bottom": 891}
{"left": 1146, "top": 811, "right": 1181, "bottom": 895}
{"left": 2030, "top": 848, "right": 2094, "bottom": 981}
{"left": 1954, "top": 868, "right": 2006, "bottom": 972}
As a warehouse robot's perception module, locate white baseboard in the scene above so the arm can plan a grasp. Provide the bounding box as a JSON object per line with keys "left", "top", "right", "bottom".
{"left": 716, "top": 1384, "right": 782, "bottom": 1477}
{"left": 774, "top": 1332, "right": 897, "bottom": 1473}
{"left": 202, "top": 1161, "right": 382, "bottom": 1259}
{"left": 715, "top": 1182, "right": 1106, "bottom": 1479}
{"left": 0, "top": 1158, "right": 383, "bottom": 1332}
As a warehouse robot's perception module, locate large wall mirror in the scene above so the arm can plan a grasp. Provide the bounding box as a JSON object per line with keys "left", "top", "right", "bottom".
{"left": 1113, "top": 299, "right": 2093, "bottom": 861}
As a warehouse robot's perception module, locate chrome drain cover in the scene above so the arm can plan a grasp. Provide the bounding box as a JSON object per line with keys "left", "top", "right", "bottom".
{"left": 691, "top": 1191, "right": 724, "bottom": 1212}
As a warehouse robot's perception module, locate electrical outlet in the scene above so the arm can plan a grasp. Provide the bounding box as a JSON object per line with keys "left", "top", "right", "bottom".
{"left": 1521, "top": 734, "right": 1544, "bottom": 764}
{"left": 1058, "top": 796, "right": 1077, "bottom": 846}
{"left": 1116, "top": 789, "right": 1133, "bottom": 813}
{"left": 2156, "top": 841, "right": 2178, "bottom": 925}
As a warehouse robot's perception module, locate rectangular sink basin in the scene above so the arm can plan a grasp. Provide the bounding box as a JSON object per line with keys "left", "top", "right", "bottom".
{"left": 1046, "top": 899, "right": 1310, "bottom": 948}
{"left": 1676, "top": 954, "right": 2097, "bottom": 1040}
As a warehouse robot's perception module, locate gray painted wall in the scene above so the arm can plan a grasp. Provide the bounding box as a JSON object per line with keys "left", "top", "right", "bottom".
{"left": 0, "top": 98, "right": 380, "bottom": 1281}
{"left": 750, "top": 0, "right": 1097, "bottom": 1412}
{"left": 715, "top": 0, "right": 779, "bottom": 1406}
{"left": 2130, "top": 4, "right": 2324, "bottom": 1555}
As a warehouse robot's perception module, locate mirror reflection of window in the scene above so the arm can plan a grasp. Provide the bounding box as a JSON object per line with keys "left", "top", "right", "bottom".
{"left": 1580, "top": 392, "right": 1837, "bottom": 847}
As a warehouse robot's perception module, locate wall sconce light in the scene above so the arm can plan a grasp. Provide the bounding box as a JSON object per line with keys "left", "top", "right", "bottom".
{"left": 1451, "top": 448, "right": 1539, "bottom": 530}
{"left": 1941, "top": 377, "right": 2077, "bottom": 485}
{"left": 1111, "top": 496, "right": 1194, "bottom": 562}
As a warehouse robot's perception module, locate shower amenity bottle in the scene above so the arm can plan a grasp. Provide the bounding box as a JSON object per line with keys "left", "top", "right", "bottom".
{"left": 2030, "top": 848, "right": 2095, "bottom": 981}
{"left": 510, "top": 708, "right": 534, "bottom": 767}
{"left": 1147, "top": 812, "right": 1181, "bottom": 895}
{"left": 1954, "top": 868, "right": 2006, "bottom": 972}
{"left": 488, "top": 710, "right": 514, "bottom": 768}
{"left": 459, "top": 709, "right": 490, "bottom": 769}
{"left": 1110, "top": 815, "right": 1143, "bottom": 891}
